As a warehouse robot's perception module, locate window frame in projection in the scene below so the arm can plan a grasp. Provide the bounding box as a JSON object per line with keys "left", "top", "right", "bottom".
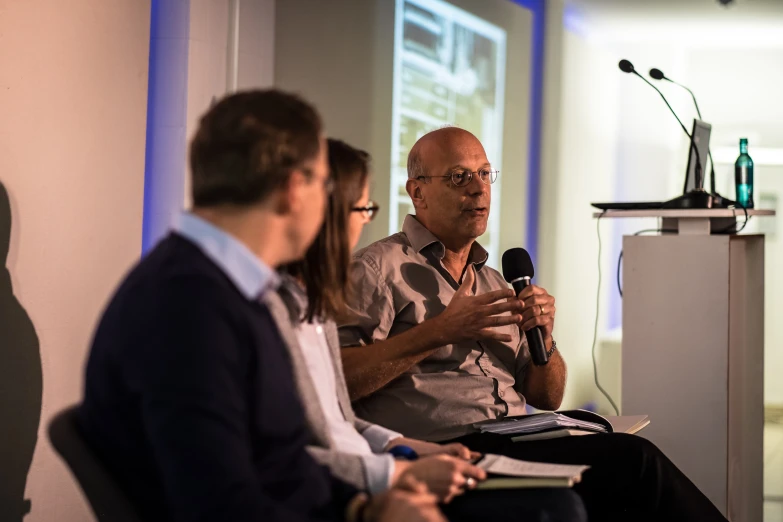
{"left": 390, "top": 0, "right": 507, "bottom": 265}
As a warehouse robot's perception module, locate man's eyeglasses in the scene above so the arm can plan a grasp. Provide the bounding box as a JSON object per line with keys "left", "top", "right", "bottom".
{"left": 416, "top": 168, "right": 499, "bottom": 188}
{"left": 351, "top": 201, "right": 380, "bottom": 221}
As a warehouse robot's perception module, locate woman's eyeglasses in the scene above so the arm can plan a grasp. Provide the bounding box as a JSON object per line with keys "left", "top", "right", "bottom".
{"left": 351, "top": 201, "right": 380, "bottom": 221}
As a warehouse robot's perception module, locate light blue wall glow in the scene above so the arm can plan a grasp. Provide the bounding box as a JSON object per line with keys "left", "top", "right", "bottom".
{"left": 142, "top": 0, "right": 190, "bottom": 253}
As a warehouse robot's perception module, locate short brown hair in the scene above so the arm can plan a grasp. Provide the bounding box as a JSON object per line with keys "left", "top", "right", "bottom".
{"left": 189, "top": 89, "right": 322, "bottom": 207}
{"left": 284, "top": 139, "right": 370, "bottom": 322}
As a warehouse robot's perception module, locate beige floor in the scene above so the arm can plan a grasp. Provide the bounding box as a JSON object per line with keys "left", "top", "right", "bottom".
{"left": 765, "top": 423, "right": 783, "bottom": 522}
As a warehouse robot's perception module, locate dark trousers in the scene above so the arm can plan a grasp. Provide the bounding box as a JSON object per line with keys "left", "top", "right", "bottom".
{"left": 441, "top": 488, "right": 586, "bottom": 522}
{"left": 446, "top": 432, "right": 727, "bottom": 522}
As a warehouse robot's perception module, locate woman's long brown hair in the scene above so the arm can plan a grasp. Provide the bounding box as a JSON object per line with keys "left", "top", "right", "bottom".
{"left": 284, "top": 138, "right": 370, "bottom": 322}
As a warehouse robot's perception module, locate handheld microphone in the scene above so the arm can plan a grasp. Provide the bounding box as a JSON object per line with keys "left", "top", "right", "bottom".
{"left": 648, "top": 67, "right": 731, "bottom": 206}
{"left": 618, "top": 59, "right": 704, "bottom": 191}
{"left": 502, "top": 248, "right": 548, "bottom": 366}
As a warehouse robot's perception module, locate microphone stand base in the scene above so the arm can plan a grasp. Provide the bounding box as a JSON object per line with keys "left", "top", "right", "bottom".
{"left": 710, "top": 192, "right": 736, "bottom": 209}
{"left": 662, "top": 190, "right": 715, "bottom": 209}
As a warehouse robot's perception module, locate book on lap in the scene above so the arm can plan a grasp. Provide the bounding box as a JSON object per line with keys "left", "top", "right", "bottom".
{"left": 472, "top": 409, "right": 650, "bottom": 442}
{"left": 474, "top": 454, "right": 589, "bottom": 490}
{"left": 509, "top": 429, "right": 596, "bottom": 443}
{"left": 476, "top": 477, "right": 577, "bottom": 489}
{"left": 509, "top": 415, "right": 651, "bottom": 442}
{"left": 474, "top": 409, "right": 612, "bottom": 435}
{"left": 604, "top": 415, "right": 650, "bottom": 435}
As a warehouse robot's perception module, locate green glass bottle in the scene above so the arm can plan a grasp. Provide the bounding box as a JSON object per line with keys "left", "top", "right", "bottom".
{"left": 735, "top": 138, "right": 754, "bottom": 209}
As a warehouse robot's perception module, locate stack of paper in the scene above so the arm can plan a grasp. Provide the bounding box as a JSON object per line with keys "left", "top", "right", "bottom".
{"left": 475, "top": 454, "right": 590, "bottom": 489}
{"left": 477, "top": 412, "right": 609, "bottom": 436}
{"left": 510, "top": 414, "right": 650, "bottom": 443}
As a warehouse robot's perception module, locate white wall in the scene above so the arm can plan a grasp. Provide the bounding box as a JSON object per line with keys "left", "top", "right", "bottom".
{"left": 539, "top": 25, "right": 624, "bottom": 412}
{"left": 273, "top": 0, "right": 396, "bottom": 247}
{"left": 536, "top": 0, "right": 565, "bottom": 286}
{"left": 0, "top": 1, "right": 277, "bottom": 519}
{"left": 684, "top": 46, "right": 783, "bottom": 405}
{"left": 0, "top": 1, "right": 150, "bottom": 521}
{"left": 183, "top": 0, "right": 275, "bottom": 207}
{"left": 236, "top": 0, "right": 275, "bottom": 91}
{"left": 182, "top": 0, "right": 230, "bottom": 207}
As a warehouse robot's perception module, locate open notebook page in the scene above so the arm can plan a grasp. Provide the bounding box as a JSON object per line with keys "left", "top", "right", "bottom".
{"left": 476, "top": 454, "right": 589, "bottom": 479}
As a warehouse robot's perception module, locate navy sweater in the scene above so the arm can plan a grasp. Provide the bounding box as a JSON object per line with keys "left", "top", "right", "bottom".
{"left": 79, "top": 234, "right": 356, "bottom": 522}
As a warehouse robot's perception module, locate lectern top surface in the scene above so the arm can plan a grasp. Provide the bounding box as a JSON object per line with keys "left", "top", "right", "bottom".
{"left": 592, "top": 209, "right": 775, "bottom": 219}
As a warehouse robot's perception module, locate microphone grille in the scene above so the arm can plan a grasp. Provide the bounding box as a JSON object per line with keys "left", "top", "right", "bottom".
{"left": 649, "top": 68, "right": 665, "bottom": 80}
{"left": 618, "top": 59, "right": 635, "bottom": 74}
{"left": 502, "top": 248, "right": 534, "bottom": 282}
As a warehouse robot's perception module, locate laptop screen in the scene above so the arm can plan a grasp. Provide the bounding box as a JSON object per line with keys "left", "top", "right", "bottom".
{"left": 683, "top": 119, "right": 712, "bottom": 193}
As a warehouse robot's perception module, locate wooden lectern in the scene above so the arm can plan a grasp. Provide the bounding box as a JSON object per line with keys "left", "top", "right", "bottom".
{"left": 594, "top": 208, "right": 775, "bottom": 522}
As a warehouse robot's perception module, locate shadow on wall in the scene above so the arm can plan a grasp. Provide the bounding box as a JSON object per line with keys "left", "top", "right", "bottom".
{"left": 0, "top": 181, "right": 43, "bottom": 521}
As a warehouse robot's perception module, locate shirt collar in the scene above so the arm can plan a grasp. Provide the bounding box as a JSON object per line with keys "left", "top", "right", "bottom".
{"left": 276, "top": 273, "right": 308, "bottom": 322}
{"left": 174, "top": 212, "right": 280, "bottom": 300}
{"left": 402, "top": 214, "right": 489, "bottom": 271}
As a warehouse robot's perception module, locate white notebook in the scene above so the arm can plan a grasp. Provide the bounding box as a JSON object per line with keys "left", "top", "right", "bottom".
{"left": 474, "top": 454, "right": 589, "bottom": 489}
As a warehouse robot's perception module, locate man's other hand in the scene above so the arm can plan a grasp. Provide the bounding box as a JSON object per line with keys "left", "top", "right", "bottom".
{"left": 432, "top": 266, "right": 523, "bottom": 345}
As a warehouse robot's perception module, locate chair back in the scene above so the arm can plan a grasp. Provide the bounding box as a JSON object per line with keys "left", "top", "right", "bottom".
{"left": 48, "top": 406, "right": 144, "bottom": 522}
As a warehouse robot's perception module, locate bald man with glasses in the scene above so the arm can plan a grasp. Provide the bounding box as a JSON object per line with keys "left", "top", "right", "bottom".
{"left": 338, "top": 127, "right": 727, "bottom": 522}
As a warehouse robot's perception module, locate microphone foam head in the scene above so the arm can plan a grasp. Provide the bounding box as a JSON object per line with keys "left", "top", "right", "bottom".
{"left": 649, "top": 68, "right": 665, "bottom": 80}
{"left": 502, "top": 248, "right": 535, "bottom": 282}
{"left": 618, "top": 59, "right": 635, "bottom": 73}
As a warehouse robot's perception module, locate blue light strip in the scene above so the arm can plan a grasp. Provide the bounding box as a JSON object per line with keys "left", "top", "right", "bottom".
{"left": 141, "top": 0, "right": 160, "bottom": 253}
{"left": 511, "top": 0, "right": 545, "bottom": 267}
{"left": 142, "top": 0, "right": 190, "bottom": 254}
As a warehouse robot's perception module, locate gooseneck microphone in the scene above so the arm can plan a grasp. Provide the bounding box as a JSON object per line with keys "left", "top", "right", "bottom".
{"left": 502, "top": 248, "right": 548, "bottom": 366}
{"left": 618, "top": 60, "right": 703, "bottom": 191}
{"left": 618, "top": 60, "right": 711, "bottom": 209}
{"left": 618, "top": 59, "right": 635, "bottom": 74}
{"left": 649, "top": 68, "right": 702, "bottom": 118}
{"left": 648, "top": 67, "right": 729, "bottom": 206}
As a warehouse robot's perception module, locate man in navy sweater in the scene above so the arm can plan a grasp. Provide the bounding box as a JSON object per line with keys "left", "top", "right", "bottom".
{"left": 78, "top": 90, "right": 443, "bottom": 522}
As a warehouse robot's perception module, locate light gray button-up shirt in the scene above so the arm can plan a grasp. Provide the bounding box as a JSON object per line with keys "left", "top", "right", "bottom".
{"left": 339, "top": 215, "right": 530, "bottom": 442}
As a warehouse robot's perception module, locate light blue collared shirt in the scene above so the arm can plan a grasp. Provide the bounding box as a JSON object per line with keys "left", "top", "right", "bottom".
{"left": 174, "top": 212, "right": 280, "bottom": 300}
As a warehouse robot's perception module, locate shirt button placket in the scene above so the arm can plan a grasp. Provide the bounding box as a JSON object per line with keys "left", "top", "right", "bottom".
{"left": 475, "top": 341, "right": 491, "bottom": 376}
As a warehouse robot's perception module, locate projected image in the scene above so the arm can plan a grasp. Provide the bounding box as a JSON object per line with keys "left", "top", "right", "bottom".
{"left": 390, "top": 0, "right": 506, "bottom": 263}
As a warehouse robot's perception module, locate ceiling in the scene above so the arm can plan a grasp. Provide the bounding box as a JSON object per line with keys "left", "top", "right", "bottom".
{"left": 564, "top": 0, "right": 783, "bottom": 44}
{"left": 566, "top": 0, "right": 783, "bottom": 22}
